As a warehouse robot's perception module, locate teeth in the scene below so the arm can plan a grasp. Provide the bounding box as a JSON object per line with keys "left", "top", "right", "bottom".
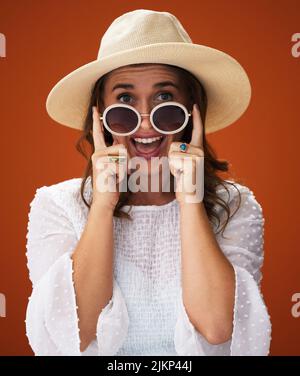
{"left": 134, "top": 136, "right": 162, "bottom": 144}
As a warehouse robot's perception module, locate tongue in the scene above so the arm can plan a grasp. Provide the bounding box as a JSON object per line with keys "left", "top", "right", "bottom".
{"left": 134, "top": 139, "right": 162, "bottom": 154}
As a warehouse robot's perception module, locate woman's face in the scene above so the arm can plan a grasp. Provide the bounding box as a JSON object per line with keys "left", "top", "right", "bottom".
{"left": 102, "top": 64, "right": 190, "bottom": 172}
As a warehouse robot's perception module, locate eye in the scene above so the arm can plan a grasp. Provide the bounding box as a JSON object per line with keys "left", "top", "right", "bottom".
{"left": 117, "top": 93, "right": 133, "bottom": 103}
{"left": 157, "top": 92, "right": 173, "bottom": 101}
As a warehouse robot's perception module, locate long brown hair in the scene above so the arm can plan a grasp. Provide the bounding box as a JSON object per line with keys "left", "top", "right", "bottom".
{"left": 75, "top": 63, "right": 243, "bottom": 237}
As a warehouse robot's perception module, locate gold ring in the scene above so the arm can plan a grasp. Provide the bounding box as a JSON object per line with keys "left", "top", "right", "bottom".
{"left": 108, "top": 156, "right": 127, "bottom": 163}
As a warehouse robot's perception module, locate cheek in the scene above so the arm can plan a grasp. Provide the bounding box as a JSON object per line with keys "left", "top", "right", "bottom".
{"left": 159, "top": 131, "right": 186, "bottom": 153}
{"left": 163, "top": 135, "right": 178, "bottom": 154}
{"left": 113, "top": 136, "right": 128, "bottom": 146}
{"left": 124, "top": 137, "right": 132, "bottom": 147}
{"left": 169, "top": 131, "right": 185, "bottom": 144}
{"left": 164, "top": 136, "right": 174, "bottom": 149}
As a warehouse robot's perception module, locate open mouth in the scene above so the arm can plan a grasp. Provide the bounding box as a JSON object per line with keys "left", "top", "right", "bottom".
{"left": 129, "top": 135, "right": 166, "bottom": 158}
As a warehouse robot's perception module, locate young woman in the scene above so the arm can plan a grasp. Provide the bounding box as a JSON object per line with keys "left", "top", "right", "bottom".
{"left": 25, "top": 9, "right": 271, "bottom": 356}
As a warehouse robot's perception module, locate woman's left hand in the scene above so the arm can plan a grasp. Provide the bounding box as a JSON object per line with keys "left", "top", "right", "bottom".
{"left": 168, "top": 103, "right": 205, "bottom": 205}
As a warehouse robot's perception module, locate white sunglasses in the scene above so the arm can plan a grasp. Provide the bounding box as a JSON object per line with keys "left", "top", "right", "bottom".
{"left": 99, "top": 101, "right": 192, "bottom": 136}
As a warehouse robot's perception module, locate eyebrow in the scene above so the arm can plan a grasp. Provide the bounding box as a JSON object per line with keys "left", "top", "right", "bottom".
{"left": 112, "top": 81, "right": 180, "bottom": 92}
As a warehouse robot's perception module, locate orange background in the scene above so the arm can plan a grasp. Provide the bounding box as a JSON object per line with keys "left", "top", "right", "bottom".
{"left": 0, "top": 0, "right": 299, "bottom": 355}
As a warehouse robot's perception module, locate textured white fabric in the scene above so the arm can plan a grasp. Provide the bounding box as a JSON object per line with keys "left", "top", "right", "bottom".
{"left": 25, "top": 176, "right": 271, "bottom": 356}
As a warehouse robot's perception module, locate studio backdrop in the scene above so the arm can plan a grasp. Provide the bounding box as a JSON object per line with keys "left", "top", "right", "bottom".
{"left": 0, "top": 0, "right": 299, "bottom": 356}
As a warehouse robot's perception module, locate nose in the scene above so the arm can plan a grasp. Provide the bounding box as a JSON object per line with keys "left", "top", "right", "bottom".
{"left": 139, "top": 108, "right": 153, "bottom": 131}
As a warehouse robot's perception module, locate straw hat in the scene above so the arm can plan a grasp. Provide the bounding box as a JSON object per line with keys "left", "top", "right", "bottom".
{"left": 46, "top": 9, "right": 251, "bottom": 134}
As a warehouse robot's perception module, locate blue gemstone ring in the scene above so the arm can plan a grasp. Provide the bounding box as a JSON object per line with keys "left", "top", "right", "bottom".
{"left": 179, "top": 143, "right": 188, "bottom": 152}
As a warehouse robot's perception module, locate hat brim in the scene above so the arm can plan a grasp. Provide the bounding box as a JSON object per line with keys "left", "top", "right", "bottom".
{"left": 46, "top": 42, "right": 251, "bottom": 134}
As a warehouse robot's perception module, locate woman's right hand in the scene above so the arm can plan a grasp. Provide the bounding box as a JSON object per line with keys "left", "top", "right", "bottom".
{"left": 91, "top": 106, "right": 128, "bottom": 211}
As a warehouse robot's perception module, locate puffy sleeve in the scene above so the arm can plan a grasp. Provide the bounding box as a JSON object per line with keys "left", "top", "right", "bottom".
{"left": 174, "top": 184, "right": 272, "bottom": 356}
{"left": 25, "top": 186, "right": 129, "bottom": 356}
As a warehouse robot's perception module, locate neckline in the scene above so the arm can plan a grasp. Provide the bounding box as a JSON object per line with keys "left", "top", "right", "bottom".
{"left": 83, "top": 177, "right": 178, "bottom": 211}
{"left": 120, "top": 198, "right": 178, "bottom": 212}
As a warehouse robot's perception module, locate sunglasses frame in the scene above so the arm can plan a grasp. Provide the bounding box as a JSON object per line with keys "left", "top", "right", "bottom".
{"left": 99, "top": 101, "right": 192, "bottom": 136}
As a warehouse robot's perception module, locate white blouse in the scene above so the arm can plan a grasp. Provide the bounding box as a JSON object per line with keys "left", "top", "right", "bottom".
{"left": 25, "top": 176, "right": 271, "bottom": 356}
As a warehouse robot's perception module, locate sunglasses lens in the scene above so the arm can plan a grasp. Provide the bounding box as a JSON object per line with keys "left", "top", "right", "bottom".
{"left": 153, "top": 105, "right": 186, "bottom": 133}
{"left": 106, "top": 107, "right": 138, "bottom": 134}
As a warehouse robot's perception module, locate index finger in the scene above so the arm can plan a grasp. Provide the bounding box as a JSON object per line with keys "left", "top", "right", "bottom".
{"left": 190, "top": 104, "right": 204, "bottom": 149}
{"left": 92, "top": 106, "right": 107, "bottom": 151}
